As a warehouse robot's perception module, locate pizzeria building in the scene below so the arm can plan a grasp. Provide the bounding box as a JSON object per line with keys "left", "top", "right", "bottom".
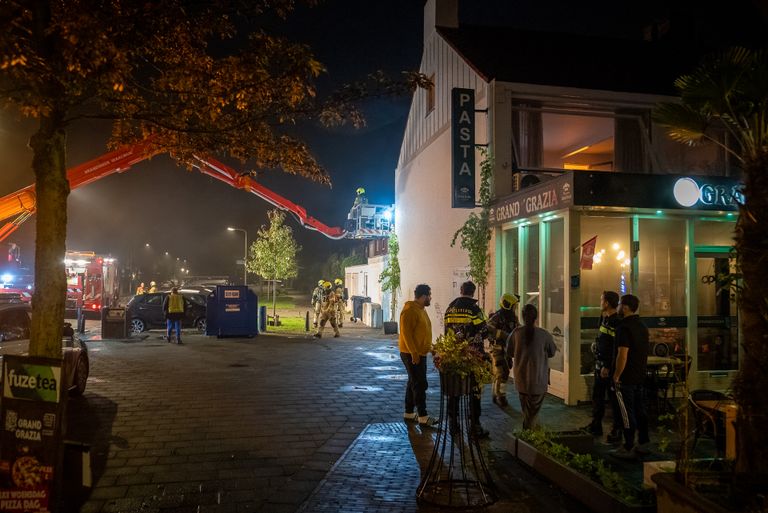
{"left": 395, "top": 0, "right": 745, "bottom": 404}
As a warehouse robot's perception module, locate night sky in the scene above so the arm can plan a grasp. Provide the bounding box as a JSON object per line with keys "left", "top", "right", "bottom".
{"left": 1, "top": 0, "right": 766, "bottom": 283}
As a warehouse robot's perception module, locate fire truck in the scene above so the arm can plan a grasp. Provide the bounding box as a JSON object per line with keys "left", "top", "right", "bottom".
{"left": 64, "top": 251, "right": 120, "bottom": 313}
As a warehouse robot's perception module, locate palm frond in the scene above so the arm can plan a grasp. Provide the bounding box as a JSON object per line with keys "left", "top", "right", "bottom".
{"left": 653, "top": 103, "right": 710, "bottom": 145}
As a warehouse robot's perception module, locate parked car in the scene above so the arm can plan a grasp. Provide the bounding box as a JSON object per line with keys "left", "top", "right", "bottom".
{"left": 126, "top": 292, "right": 207, "bottom": 334}
{"left": 0, "top": 302, "right": 90, "bottom": 396}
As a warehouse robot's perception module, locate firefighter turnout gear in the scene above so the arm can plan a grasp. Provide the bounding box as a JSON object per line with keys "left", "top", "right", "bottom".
{"left": 136, "top": 282, "right": 146, "bottom": 295}
{"left": 314, "top": 290, "right": 341, "bottom": 338}
{"left": 311, "top": 282, "right": 326, "bottom": 327}
{"left": 148, "top": 281, "right": 157, "bottom": 293}
{"left": 334, "top": 279, "right": 345, "bottom": 328}
{"left": 487, "top": 301, "right": 520, "bottom": 408}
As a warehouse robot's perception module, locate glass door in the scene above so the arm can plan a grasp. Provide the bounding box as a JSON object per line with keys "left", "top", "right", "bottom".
{"left": 695, "top": 254, "right": 738, "bottom": 371}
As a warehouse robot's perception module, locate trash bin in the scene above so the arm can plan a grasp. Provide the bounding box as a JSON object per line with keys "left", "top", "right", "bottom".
{"left": 205, "top": 286, "right": 258, "bottom": 337}
{"left": 350, "top": 295, "right": 371, "bottom": 322}
{"left": 101, "top": 307, "right": 127, "bottom": 339}
{"left": 259, "top": 305, "right": 268, "bottom": 333}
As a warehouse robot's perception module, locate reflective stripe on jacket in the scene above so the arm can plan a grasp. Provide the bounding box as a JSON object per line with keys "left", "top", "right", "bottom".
{"left": 168, "top": 293, "right": 184, "bottom": 314}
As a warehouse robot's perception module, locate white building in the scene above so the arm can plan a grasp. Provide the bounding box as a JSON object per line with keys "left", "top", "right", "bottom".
{"left": 396, "top": 0, "right": 740, "bottom": 404}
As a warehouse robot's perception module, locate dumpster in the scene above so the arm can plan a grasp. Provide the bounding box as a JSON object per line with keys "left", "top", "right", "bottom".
{"left": 350, "top": 295, "right": 371, "bottom": 322}
{"left": 205, "top": 285, "right": 258, "bottom": 337}
{"left": 101, "top": 307, "right": 127, "bottom": 339}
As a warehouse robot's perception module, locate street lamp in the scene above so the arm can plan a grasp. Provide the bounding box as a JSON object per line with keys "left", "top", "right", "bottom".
{"left": 227, "top": 227, "right": 248, "bottom": 285}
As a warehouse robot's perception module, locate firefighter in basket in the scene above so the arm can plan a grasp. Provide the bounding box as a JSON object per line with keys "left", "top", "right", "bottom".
{"left": 314, "top": 281, "right": 340, "bottom": 339}
{"left": 333, "top": 278, "right": 346, "bottom": 328}
{"left": 486, "top": 293, "right": 520, "bottom": 408}
{"left": 311, "top": 279, "right": 326, "bottom": 328}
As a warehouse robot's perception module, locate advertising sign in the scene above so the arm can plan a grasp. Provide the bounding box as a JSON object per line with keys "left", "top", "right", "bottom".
{"left": 451, "top": 88, "right": 476, "bottom": 208}
{"left": 489, "top": 174, "right": 574, "bottom": 225}
{"left": 0, "top": 356, "right": 65, "bottom": 513}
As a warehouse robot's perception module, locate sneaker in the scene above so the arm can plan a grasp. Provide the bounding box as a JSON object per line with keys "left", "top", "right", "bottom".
{"left": 610, "top": 446, "right": 637, "bottom": 460}
{"left": 313, "top": 333, "right": 321, "bottom": 338}
{"left": 606, "top": 429, "right": 623, "bottom": 444}
{"left": 418, "top": 415, "right": 439, "bottom": 428}
{"left": 634, "top": 442, "right": 652, "bottom": 455}
{"left": 470, "top": 424, "right": 490, "bottom": 439}
{"left": 403, "top": 412, "right": 418, "bottom": 422}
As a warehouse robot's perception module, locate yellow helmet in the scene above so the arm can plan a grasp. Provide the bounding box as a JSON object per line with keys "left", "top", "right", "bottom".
{"left": 150, "top": 281, "right": 156, "bottom": 286}
{"left": 334, "top": 278, "right": 343, "bottom": 286}
{"left": 500, "top": 293, "right": 519, "bottom": 310}
{"left": 356, "top": 187, "right": 366, "bottom": 195}
{"left": 318, "top": 280, "right": 325, "bottom": 286}
{"left": 323, "top": 281, "right": 332, "bottom": 289}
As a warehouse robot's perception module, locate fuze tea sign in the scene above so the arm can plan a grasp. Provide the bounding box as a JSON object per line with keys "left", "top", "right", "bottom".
{"left": 451, "top": 88, "right": 476, "bottom": 208}
{"left": 0, "top": 356, "right": 65, "bottom": 513}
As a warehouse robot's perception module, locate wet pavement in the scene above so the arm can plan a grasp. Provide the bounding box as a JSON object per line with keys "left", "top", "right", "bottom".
{"left": 60, "top": 320, "right": 674, "bottom": 512}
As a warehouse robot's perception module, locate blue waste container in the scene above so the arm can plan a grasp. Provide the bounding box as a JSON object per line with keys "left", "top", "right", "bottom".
{"left": 205, "top": 286, "right": 258, "bottom": 337}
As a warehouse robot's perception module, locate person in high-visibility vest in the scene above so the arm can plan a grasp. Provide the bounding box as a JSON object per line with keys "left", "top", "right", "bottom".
{"left": 136, "top": 282, "right": 146, "bottom": 295}
{"left": 314, "top": 282, "right": 340, "bottom": 339}
{"left": 148, "top": 281, "right": 157, "bottom": 293}
{"left": 311, "top": 280, "right": 326, "bottom": 327}
{"left": 162, "top": 287, "right": 186, "bottom": 344}
{"left": 487, "top": 293, "right": 520, "bottom": 408}
{"left": 333, "top": 278, "right": 345, "bottom": 328}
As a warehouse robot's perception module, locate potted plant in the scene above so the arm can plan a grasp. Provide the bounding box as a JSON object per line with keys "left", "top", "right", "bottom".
{"left": 432, "top": 329, "right": 492, "bottom": 392}
{"left": 379, "top": 233, "right": 400, "bottom": 334}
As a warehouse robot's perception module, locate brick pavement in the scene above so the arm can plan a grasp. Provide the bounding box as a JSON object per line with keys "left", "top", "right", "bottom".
{"left": 62, "top": 324, "right": 594, "bottom": 512}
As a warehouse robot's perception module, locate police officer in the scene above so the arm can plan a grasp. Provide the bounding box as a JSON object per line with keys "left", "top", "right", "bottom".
{"left": 583, "top": 290, "right": 623, "bottom": 441}
{"left": 311, "top": 280, "right": 325, "bottom": 327}
{"left": 333, "top": 278, "right": 345, "bottom": 328}
{"left": 444, "top": 280, "right": 491, "bottom": 438}
{"left": 314, "top": 282, "right": 340, "bottom": 339}
{"left": 487, "top": 293, "right": 520, "bottom": 408}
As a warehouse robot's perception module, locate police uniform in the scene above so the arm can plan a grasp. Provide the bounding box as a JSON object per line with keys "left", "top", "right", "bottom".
{"left": 587, "top": 312, "right": 622, "bottom": 437}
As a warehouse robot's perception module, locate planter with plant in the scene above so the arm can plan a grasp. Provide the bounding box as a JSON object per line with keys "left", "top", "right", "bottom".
{"left": 508, "top": 429, "right": 655, "bottom": 513}
{"left": 432, "top": 329, "right": 492, "bottom": 389}
{"left": 378, "top": 234, "right": 400, "bottom": 334}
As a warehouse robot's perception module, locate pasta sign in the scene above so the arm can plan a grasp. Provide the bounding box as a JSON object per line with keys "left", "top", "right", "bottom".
{"left": 451, "top": 88, "right": 476, "bottom": 208}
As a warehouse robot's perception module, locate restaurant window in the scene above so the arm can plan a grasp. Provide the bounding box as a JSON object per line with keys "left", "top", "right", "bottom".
{"left": 502, "top": 228, "right": 519, "bottom": 299}
{"left": 543, "top": 218, "right": 565, "bottom": 372}
{"left": 695, "top": 253, "right": 738, "bottom": 371}
{"left": 694, "top": 220, "right": 736, "bottom": 247}
{"left": 524, "top": 223, "right": 540, "bottom": 312}
{"left": 578, "top": 216, "right": 631, "bottom": 374}
{"left": 638, "top": 218, "right": 687, "bottom": 356}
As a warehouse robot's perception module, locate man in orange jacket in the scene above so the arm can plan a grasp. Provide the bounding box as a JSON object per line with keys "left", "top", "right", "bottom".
{"left": 399, "top": 283, "right": 438, "bottom": 428}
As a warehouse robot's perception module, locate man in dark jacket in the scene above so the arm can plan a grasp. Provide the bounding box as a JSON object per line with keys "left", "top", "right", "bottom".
{"left": 611, "top": 294, "right": 650, "bottom": 459}
{"left": 444, "top": 281, "right": 491, "bottom": 438}
{"left": 583, "top": 291, "right": 623, "bottom": 442}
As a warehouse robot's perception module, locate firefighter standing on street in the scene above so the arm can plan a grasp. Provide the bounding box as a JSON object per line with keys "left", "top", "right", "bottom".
{"left": 333, "top": 278, "right": 345, "bottom": 328}
{"left": 136, "top": 282, "right": 146, "bottom": 295}
{"left": 487, "top": 293, "right": 520, "bottom": 408}
{"left": 148, "top": 281, "right": 157, "bottom": 293}
{"left": 311, "top": 280, "right": 325, "bottom": 327}
{"left": 314, "top": 281, "right": 340, "bottom": 338}
{"left": 444, "top": 280, "right": 492, "bottom": 438}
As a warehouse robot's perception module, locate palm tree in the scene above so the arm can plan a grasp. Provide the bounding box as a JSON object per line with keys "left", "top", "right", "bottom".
{"left": 654, "top": 47, "right": 768, "bottom": 493}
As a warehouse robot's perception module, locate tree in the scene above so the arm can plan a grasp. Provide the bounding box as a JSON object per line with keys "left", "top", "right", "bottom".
{"left": 451, "top": 148, "right": 493, "bottom": 305}
{"left": 0, "top": 0, "right": 427, "bottom": 357}
{"left": 378, "top": 233, "right": 401, "bottom": 321}
{"left": 248, "top": 209, "right": 301, "bottom": 319}
{"left": 654, "top": 47, "right": 768, "bottom": 494}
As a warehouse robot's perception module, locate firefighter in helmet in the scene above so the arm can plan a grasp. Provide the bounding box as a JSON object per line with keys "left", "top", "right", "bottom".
{"left": 311, "top": 279, "right": 325, "bottom": 327}
{"left": 353, "top": 187, "right": 367, "bottom": 207}
{"left": 148, "top": 281, "right": 157, "bottom": 293}
{"left": 314, "top": 281, "right": 340, "bottom": 338}
{"left": 487, "top": 293, "right": 520, "bottom": 408}
{"left": 136, "top": 282, "right": 146, "bottom": 295}
{"left": 333, "top": 278, "right": 345, "bottom": 328}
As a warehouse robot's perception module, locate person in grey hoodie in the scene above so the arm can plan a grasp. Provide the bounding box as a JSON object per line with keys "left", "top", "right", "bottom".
{"left": 508, "top": 304, "right": 557, "bottom": 430}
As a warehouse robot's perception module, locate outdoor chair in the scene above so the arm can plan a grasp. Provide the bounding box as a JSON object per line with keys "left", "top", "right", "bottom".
{"left": 689, "top": 389, "right": 728, "bottom": 457}
{"left": 667, "top": 355, "right": 692, "bottom": 400}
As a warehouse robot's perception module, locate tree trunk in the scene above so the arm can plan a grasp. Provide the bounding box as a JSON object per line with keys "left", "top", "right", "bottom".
{"left": 732, "top": 152, "right": 768, "bottom": 490}
{"left": 29, "top": 113, "right": 69, "bottom": 358}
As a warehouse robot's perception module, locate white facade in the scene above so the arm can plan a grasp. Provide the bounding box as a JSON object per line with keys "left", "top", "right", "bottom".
{"left": 396, "top": 0, "right": 489, "bottom": 340}
{"left": 345, "top": 255, "right": 393, "bottom": 324}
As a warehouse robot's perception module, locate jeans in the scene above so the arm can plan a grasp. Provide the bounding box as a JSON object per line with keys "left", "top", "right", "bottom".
{"left": 166, "top": 319, "right": 181, "bottom": 341}
{"left": 400, "top": 353, "right": 428, "bottom": 416}
{"left": 614, "top": 383, "right": 649, "bottom": 450}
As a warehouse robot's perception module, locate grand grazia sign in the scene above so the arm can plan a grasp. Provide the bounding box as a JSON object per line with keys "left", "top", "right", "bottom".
{"left": 451, "top": 88, "right": 476, "bottom": 208}
{"left": 673, "top": 177, "right": 744, "bottom": 208}
{"left": 0, "top": 356, "right": 65, "bottom": 513}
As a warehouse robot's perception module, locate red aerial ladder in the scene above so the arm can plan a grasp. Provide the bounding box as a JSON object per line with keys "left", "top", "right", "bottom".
{"left": 0, "top": 141, "right": 370, "bottom": 242}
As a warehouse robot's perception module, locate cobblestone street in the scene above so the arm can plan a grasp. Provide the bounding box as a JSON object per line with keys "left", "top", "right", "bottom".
{"left": 65, "top": 326, "right": 588, "bottom": 513}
